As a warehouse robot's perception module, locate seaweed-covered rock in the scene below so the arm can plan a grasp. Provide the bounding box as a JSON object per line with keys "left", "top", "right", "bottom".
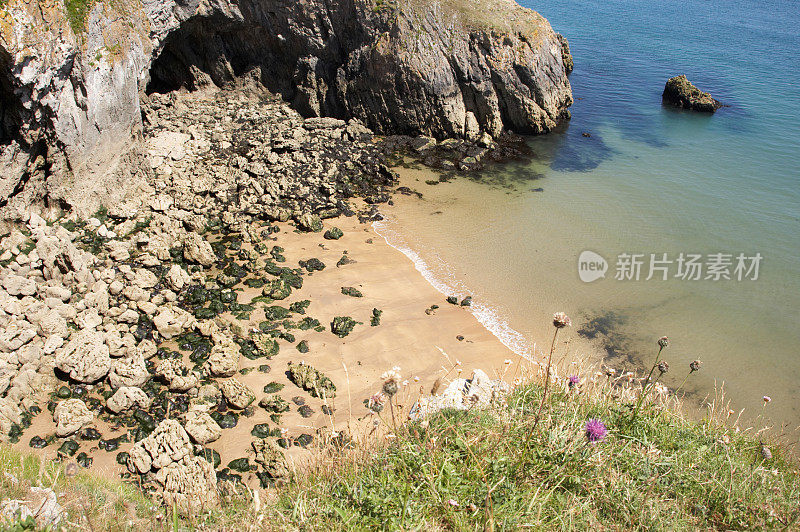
{"left": 184, "top": 408, "right": 222, "bottom": 444}
{"left": 341, "top": 286, "right": 363, "bottom": 298}
{"left": 56, "top": 329, "right": 112, "bottom": 383}
{"left": 662, "top": 75, "right": 722, "bottom": 112}
{"left": 106, "top": 386, "right": 151, "bottom": 414}
{"left": 263, "top": 306, "right": 291, "bottom": 321}
{"left": 252, "top": 438, "right": 289, "bottom": 480}
{"left": 219, "top": 379, "right": 256, "bottom": 409}
{"left": 206, "top": 328, "right": 240, "bottom": 377}
{"left": 299, "top": 258, "right": 325, "bottom": 272}
{"left": 296, "top": 340, "right": 309, "bottom": 353}
{"left": 287, "top": 362, "right": 336, "bottom": 398}
{"left": 53, "top": 399, "right": 93, "bottom": 437}
{"left": 156, "top": 359, "right": 200, "bottom": 392}
{"left": 323, "top": 227, "right": 343, "bottom": 240}
{"left": 296, "top": 213, "right": 323, "bottom": 233}
{"left": 262, "top": 278, "right": 292, "bottom": 300}
{"left": 251, "top": 333, "right": 280, "bottom": 358}
{"left": 259, "top": 395, "right": 289, "bottom": 413}
{"left": 370, "top": 308, "right": 382, "bottom": 326}
{"left": 331, "top": 316, "right": 360, "bottom": 338}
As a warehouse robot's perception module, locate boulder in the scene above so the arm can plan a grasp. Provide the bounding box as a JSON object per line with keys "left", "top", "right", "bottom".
{"left": 409, "top": 369, "right": 510, "bottom": 420}
{"left": 153, "top": 305, "right": 195, "bottom": 340}
{"left": 156, "top": 359, "right": 199, "bottom": 392}
{"left": 108, "top": 355, "right": 149, "bottom": 388}
{"left": 206, "top": 330, "right": 239, "bottom": 377}
{"left": 53, "top": 399, "right": 94, "bottom": 437}
{"left": 2, "top": 275, "right": 36, "bottom": 297}
{"left": 662, "top": 75, "right": 722, "bottom": 112}
{"left": 252, "top": 438, "right": 289, "bottom": 480}
{"left": 153, "top": 456, "right": 219, "bottom": 513}
{"left": 183, "top": 232, "right": 216, "bottom": 266}
{"left": 127, "top": 419, "right": 192, "bottom": 473}
{"left": 106, "top": 386, "right": 152, "bottom": 413}
{"left": 55, "top": 329, "right": 112, "bottom": 383}
{"left": 165, "top": 264, "right": 190, "bottom": 291}
{"left": 219, "top": 378, "right": 255, "bottom": 409}
{"left": 184, "top": 408, "right": 222, "bottom": 444}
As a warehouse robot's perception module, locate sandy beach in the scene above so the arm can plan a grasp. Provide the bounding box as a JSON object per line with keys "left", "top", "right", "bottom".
{"left": 12, "top": 211, "right": 519, "bottom": 482}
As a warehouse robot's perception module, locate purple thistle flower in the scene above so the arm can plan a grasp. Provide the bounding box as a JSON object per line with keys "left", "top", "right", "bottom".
{"left": 585, "top": 419, "right": 608, "bottom": 443}
{"left": 568, "top": 375, "right": 580, "bottom": 388}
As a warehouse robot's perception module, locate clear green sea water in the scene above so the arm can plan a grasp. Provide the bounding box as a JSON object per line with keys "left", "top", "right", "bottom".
{"left": 376, "top": 0, "right": 800, "bottom": 431}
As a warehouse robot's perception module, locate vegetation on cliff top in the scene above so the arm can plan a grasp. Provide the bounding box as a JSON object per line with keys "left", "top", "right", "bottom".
{"left": 3, "top": 372, "right": 798, "bottom": 530}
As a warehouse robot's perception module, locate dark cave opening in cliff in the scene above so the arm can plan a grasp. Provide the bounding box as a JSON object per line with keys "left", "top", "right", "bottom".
{"left": 144, "top": 16, "right": 297, "bottom": 99}
{"left": 0, "top": 49, "right": 21, "bottom": 146}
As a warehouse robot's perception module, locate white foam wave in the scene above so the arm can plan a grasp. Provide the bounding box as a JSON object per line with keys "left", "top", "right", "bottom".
{"left": 373, "top": 216, "right": 533, "bottom": 360}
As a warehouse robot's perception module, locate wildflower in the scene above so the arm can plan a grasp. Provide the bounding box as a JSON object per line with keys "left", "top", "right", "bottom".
{"left": 568, "top": 375, "right": 580, "bottom": 388}
{"left": 689, "top": 360, "right": 702, "bottom": 372}
{"left": 763, "top": 395, "right": 771, "bottom": 403}
{"left": 381, "top": 368, "right": 401, "bottom": 396}
{"left": 65, "top": 462, "right": 78, "bottom": 477}
{"left": 761, "top": 444, "right": 773, "bottom": 461}
{"left": 368, "top": 393, "right": 385, "bottom": 413}
{"left": 553, "top": 312, "right": 572, "bottom": 328}
{"left": 657, "top": 361, "right": 669, "bottom": 374}
{"left": 447, "top": 499, "right": 459, "bottom": 507}
{"left": 585, "top": 419, "right": 608, "bottom": 443}
{"left": 504, "top": 359, "right": 512, "bottom": 365}
{"left": 413, "top": 376, "right": 420, "bottom": 382}
{"left": 657, "top": 336, "right": 669, "bottom": 348}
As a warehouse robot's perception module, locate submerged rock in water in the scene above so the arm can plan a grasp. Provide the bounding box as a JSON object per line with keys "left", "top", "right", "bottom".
{"left": 662, "top": 75, "right": 722, "bottom": 112}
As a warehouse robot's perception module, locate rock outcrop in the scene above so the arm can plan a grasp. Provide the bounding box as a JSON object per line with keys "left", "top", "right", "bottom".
{"left": 0, "top": 0, "right": 572, "bottom": 219}
{"left": 662, "top": 75, "right": 722, "bottom": 112}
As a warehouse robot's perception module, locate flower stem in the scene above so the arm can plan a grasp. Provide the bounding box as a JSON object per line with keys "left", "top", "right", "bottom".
{"left": 631, "top": 345, "right": 664, "bottom": 421}
{"left": 672, "top": 371, "right": 692, "bottom": 398}
{"left": 532, "top": 327, "right": 559, "bottom": 432}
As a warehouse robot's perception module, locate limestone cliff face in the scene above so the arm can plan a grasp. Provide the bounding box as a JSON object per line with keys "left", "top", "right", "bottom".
{"left": 0, "top": 0, "right": 572, "bottom": 218}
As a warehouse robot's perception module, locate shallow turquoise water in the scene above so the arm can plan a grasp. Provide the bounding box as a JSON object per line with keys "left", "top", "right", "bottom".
{"left": 379, "top": 0, "right": 800, "bottom": 431}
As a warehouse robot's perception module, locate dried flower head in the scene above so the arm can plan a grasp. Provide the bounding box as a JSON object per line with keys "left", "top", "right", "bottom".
{"left": 689, "top": 360, "right": 702, "bottom": 372}
{"left": 657, "top": 361, "right": 669, "bottom": 374}
{"left": 761, "top": 444, "right": 773, "bottom": 461}
{"left": 657, "top": 336, "right": 669, "bottom": 348}
{"left": 585, "top": 419, "right": 608, "bottom": 443}
{"left": 568, "top": 375, "right": 580, "bottom": 388}
{"left": 381, "top": 368, "right": 401, "bottom": 396}
{"left": 763, "top": 395, "right": 772, "bottom": 404}
{"left": 368, "top": 393, "right": 385, "bottom": 413}
{"left": 553, "top": 312, "right": 572, "bottom": 329}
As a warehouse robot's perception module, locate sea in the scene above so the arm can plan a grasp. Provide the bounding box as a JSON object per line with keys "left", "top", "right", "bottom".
{"left": 374, "top": 0, "right": 800, "bottom": 433}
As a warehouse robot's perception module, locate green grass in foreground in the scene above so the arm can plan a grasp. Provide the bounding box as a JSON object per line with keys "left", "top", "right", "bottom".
{"left": 3, "top": 381, "right": 799, "bottom": 530}
{"left": 276, "top": 384, "right": 800, "bottom": 530}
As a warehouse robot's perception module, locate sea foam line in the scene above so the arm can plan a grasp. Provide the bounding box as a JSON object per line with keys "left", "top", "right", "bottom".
{"left": 372, "top": 216, "right": 533, "bottom": 360}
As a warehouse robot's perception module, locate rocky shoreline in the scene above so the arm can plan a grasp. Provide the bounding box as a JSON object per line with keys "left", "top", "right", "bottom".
{"left": 0, "top": 85, "right": 518, "bottom": 511}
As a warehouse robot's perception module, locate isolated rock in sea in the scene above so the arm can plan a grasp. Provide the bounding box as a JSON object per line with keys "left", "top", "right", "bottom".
{"left": 53, "top": 399, "right": 94, "bottom": 437}
{"left": 662, "top": 75, "right": 722, "bottom": 112}
{"left": 0, "top": 0, "right": 571, "bottom": 220}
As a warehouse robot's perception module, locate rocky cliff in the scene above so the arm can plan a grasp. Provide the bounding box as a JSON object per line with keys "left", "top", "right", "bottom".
{"left": 0, "top": 0, "right": 572, "bottom": 219}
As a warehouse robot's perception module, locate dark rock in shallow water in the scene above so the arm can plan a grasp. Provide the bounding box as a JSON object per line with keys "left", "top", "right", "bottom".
{"left": 662, "top": 75, "right": 722, "bottom": 112}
